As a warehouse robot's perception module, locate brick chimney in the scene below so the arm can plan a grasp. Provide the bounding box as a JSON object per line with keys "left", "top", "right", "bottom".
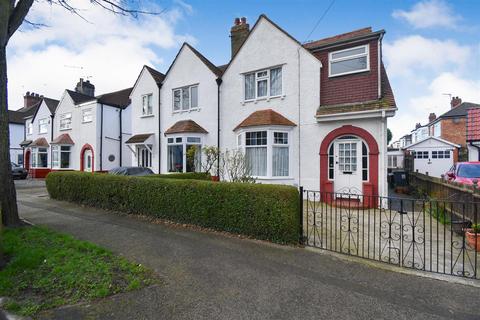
{"left": 415, "top": 123, "right": 421, "bottom": 129}
{"left": 230, "top": 17, "right": 250, "bottom": 58}
{"left": 450, "top": 96, "right": 462, "bottom": 109}
{"left": 75, "top": 78, "right": 95, "bottom": 96}
{"left": 428, "top": 113, "right": 436, "bottom": 123}
{"left": 23, "top": 91, "right": 43, "bottom": 108}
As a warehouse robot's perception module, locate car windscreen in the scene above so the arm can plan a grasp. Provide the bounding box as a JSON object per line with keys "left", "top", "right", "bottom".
{"left": 457, "top": 164, "right": 480, "bottom": 178}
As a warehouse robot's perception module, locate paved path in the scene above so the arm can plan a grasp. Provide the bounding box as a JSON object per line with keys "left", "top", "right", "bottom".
{"left": 15, "top": 183, "right": 480, "bottom": 320}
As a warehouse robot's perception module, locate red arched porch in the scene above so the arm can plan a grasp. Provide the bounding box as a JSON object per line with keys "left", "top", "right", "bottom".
{"left": 80, "top": 144, "right": 94, "bottom": 172}
{"left": 24, "top": 149, "right": 31, "bottom": 171}
{"left": 319, "top": 125, "right": 379, "bottom": 207}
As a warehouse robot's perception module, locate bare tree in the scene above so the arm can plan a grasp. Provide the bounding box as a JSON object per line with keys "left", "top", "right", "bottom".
{"left": 222, "top": 149, "right": 255, "bottom": 183}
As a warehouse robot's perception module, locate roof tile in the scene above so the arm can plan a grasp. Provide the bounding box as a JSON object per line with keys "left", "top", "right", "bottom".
{"left": 234, "top": 109, "right": 296, "bottom": 130}
{"left": 165, "top": 120, "right": 208, "bottom": 134}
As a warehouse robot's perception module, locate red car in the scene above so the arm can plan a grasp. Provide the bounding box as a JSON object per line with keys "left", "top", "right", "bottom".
{"left": 446, "top": 162, "right": 480, "bottom": 185}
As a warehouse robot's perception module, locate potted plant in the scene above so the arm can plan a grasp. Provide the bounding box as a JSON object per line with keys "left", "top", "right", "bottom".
{"left": 465, "top": 224, "right": 480, "bottom": 252}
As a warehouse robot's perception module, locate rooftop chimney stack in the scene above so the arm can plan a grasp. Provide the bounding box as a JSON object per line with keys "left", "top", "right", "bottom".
{"left": 429, "top": 113, "right": 436, "bottom": 123}
{"left": 23, "top": 91, "right": 43, "bottom": 109}
{"left": 415, "top": 123, "right": 421, "bottom": 129}
{"left": 451, "top": 96, "right": 462, "bottom": 109}
{"left": 75, "top": 78, "right": 95, "bottom": 96}
{"left": 230, "top": 17, "right": 250, "bottom": 58}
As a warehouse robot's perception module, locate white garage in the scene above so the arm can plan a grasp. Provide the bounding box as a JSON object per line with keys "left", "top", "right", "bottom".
{"left": 405, "top": 137, "right": 460, "bottom": 178}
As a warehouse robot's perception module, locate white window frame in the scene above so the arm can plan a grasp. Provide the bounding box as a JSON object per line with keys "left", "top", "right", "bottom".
{"left": 243, "top": 66, "right": 283, "bottom": 102}
{"left": 31, "top": 147, "right": 48, "bottom": 168}
{"left": 136, "top": 145, "right": 153, "bottom": 168}
{"left": 27, "top": 122, "right": 33, "bottom": 135}
{"left": 59, "top": 112, "right": 72, "bottom": 131}
{"left": 142, "top": 94, "right": 153, "bottom": 116}
{"left": 166, "top": 135, "right": 202, "bottom": 172}
{"left": 52, "top": 145, "right": 72, "bottom": 169}
{"left": 82, "top": 108, "right": 93, "bottom": 123}
{"left": 238, "top": 128, "right": 292, "bottom": 179}
{"left": 329, "top": 44, "right": 370, "bottom": 77}
{"left": 172, "top": 85, "right": 199, "bottom": 113}
{"left": 38, "top": 118, "right": 48, "bottom": 134}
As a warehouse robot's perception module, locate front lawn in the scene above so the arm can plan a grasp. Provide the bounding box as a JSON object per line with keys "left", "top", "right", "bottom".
{"left": 0, "top": 226, "right": 157, "bottom": 316}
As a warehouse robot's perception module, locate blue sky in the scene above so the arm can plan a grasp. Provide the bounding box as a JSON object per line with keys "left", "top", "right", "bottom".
{"left": 8, "top": 0, "right": 480, "bottom": 141}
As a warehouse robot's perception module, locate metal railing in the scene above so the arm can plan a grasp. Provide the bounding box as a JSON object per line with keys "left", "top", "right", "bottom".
{"left": 300, "top": 188, "right": 479, "bottom": 280}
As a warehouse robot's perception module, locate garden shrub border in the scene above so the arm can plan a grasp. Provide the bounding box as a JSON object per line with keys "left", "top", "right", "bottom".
{"left": 46, "top": 172, "right": 300, "bottom": 244}
{"left": 142, "top": 172, "right": 211, "bottom": 181}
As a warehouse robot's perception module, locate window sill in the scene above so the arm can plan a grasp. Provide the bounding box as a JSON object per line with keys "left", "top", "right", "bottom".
{"left": 82, "top": 121, "right": 93, "bottom": 124}
{"left": 140, "top": 114, "right": 155, "bottom": 118}
{"left": 328, "top": 69, "right": 370, "bottom": 78}
{"left": 253, "top": 176, "right": 294, "bottom": 180}
{"left": 172, "top": 108, "right": 201, "bottom": 115}
{"left": 241, "top": 95, "right": 285, "bottom": 105}
{"left": 59, "top": 128, "right": 72, "bottom": 131}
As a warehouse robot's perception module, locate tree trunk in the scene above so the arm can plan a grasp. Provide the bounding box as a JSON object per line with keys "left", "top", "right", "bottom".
{"left": 0, "top": 43, "right": 21, "bottom": 227}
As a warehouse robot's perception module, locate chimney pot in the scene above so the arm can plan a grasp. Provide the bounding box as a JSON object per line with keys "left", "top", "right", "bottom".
{"left": 428, "top": 112, "right": 436, "bottom": 123}
{"left": 234, "top": 17, "right": 240, "bottom": 25}
{"left": 241, "top": 17, "right": 247, "bottom": 24}
{"left": 450, "top": 96, "right": 462, "bottom": 109}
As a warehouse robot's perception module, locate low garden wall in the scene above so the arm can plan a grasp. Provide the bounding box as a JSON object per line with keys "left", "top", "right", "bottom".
{"left": 46, "top": 172, "right": 300, "bottom": 244}
{"left": 409, "top": 172, "right": 480, "bottom": 222}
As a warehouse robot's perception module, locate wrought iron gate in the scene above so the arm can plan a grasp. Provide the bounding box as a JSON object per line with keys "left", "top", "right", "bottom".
{"left": 300, "top": 188, "right": 479, "bottom": 280}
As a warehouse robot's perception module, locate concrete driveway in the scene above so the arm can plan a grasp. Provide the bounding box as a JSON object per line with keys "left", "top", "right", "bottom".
{"left": 15, "top": 182, "right": 479, "bottom": 320}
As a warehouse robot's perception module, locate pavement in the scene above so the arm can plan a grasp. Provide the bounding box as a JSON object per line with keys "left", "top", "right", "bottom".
{"left": 11, "top": 181, "right": 480, "bottom": 319}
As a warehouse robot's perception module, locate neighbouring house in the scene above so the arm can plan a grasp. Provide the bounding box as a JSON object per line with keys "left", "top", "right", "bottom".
{"left": 127, "top": 14, "right": 397, "bottom": 201}
{"left": 21, "top": 95, "right": 59, "bottom": 178}
{"left": 44, "top": 79, "right": 132, "bottom": 174}
{"left": 389, "top": 140, "right": 400, "bottom": 149}
{"left": 466, "top": 107, "right": 480, "bottom": 161}
{"left": 399, "top": 134, "right": 412, "bottom": 148}
{"left": 411, "top": 123, "right": 429, "bottom": 144}
{"left": 8, "top": 109, "right": 27, "bottom": 165}
{"left": 126, "top": 66, "right": 164, "bottom": 172}
{"left": 427, "top": 96, "right": 480, "bottom": 159}
{"left": 405, "top": 136, "right": 460, "bottom": 178}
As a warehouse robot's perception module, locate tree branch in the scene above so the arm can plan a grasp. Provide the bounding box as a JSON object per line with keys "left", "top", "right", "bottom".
{"left": 7, "top": 0, "right": 34, "bottom": 40}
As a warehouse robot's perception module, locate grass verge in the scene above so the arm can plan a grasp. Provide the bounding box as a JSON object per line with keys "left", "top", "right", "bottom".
{"left": 0, "top": 226, "right": 157, "bottom": 316}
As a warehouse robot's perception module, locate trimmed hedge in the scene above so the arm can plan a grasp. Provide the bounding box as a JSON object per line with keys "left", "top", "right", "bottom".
{"left": 142, "top": 172, "right": 211, "bottom": 181}
{"left": 46, "top": 172, "right": 300, "bottom": 244}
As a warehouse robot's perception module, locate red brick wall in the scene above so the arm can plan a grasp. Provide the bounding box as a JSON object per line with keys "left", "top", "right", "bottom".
{"left": 313, "top": 39, "right": 379, "bottom": 106}
{"left": 440, "top": 118, "right": 466, "bottom": 147}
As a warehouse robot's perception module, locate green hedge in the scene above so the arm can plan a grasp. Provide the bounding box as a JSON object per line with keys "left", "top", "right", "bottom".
{"left": 142, "top": 172, "right": 211, "bottom": 181}
{"left": 46, "top": 172, "right": 300, "bottom": 244}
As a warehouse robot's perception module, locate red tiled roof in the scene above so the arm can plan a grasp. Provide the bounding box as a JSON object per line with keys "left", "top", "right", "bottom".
{"left": 234, "top": 109, "right": 296, "bottom": 131}
{"left": 51, "top": 133, "right": 74, "bottom": 145}
{"left": 303, "top": 27, "right": 373, "bottom": 49}
{"left": 165, "top": 120, "right": 208, "bottom": 134}
{"left": 30, "top": 137, "right": 49, "bottom": 147}
{"left": 125, "top": 133, "right": 154, "bottom": 144}
{"left": 467, "top": 108, "right": 480, "bottom": 142}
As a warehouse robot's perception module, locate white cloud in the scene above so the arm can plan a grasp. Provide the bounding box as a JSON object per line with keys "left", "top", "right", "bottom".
{"left": 392, "top": 0, "right": 461, "bottom": 29}
{"left": 383, "top": 35, "right": 472, "bottom": 77}
{"left": 7, "top": 0, "right": 194, "bottom": 108}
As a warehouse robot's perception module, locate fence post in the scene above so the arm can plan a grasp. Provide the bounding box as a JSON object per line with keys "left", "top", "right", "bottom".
{"left": 299, "top": 186, "right": 304, "bottom": 245}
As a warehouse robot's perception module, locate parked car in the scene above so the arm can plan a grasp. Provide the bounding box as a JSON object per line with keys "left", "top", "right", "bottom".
{"left": 108, "top": 167, "right": 154, "bottom": 176}
{"left": 445, "top": 162, "right": 480, "bottom": 185}
{"left": 11, "top": 162, "right": 28, "bottom": 179}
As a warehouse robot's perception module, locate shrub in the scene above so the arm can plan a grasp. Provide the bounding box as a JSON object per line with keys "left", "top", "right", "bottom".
{"left": 142, "top": 172, "right": 211, "bottom": 181}
{"left": 46, "top": 172, "right": 300, "bottom": 244}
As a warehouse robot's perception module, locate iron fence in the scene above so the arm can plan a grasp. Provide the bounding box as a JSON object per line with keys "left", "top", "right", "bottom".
{"left": 300, "top": 188, "right": 479, "bottom": 280}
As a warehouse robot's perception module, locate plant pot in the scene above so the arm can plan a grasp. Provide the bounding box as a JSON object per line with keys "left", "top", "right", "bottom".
{"left": 211, "top": 176, "right": 220, "bottom": 182}
{"left": 465, "top": 229, "right": 480, "bottom": 252}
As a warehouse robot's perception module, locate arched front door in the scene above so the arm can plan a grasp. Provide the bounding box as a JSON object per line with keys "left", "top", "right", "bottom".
{"left": 80, "top": 144, "right": 94, "bottom": 172}
{"left": 24, "top": 149, "right": 31, "bottom": 171}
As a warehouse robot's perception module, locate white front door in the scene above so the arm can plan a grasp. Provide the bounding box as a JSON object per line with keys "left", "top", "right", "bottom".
{"left": 84, "top": 150, "right": 93, "bottom": 172}
{"left": 334, "top": 139, "right": 362, "bottom": 196}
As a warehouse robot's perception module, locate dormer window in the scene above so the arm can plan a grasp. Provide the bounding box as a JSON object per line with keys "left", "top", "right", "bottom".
{"left": 329, "top": 44, "right": 369, "bottom": 77}
{"left": 244, "top": 66, "right": 282, "bottom": 101}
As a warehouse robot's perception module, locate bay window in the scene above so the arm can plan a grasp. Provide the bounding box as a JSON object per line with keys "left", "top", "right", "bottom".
{"left": 52, "top": 145, "right": 71, "bottom": 168}
{"left": 39, "top": 118, "right": 48, "bottom": 134}
{"left": 31, "top": 147, "right": 48, "bottom": 168}
{"left": 167, "top": 136, "right": 202, "bottom": 172}
{"left": 59, "top": 113, "right": 72, "bottom": 130}
{"left": 244, "top": 66, "right": 283, "bottom": 100}
{"left": 329, "top": 45, "right": 369, "bottom": 77}
{"left": 240, "top": 129, "right": 290, "bottom": 178}
{"left": 173, "top": 85, "right": 198, "bottom": 112}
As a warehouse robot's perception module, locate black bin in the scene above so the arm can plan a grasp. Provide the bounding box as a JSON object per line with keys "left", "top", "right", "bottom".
{"left": 392, "top": 170, "right": 408, "bottom": 187}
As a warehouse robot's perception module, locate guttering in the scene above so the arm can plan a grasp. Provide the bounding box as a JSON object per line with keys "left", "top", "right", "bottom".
{"left": 50, "top": 113, "right": 54, "bottom": 170}
{"left": 119, "top": 108, "right": 122, "bottom": 166}
{"left": 307, "top": 30, "right": 385, "bottom": 52}
{"left": 158, "top": 84, "right": 162, "bottom": 173}
{"left": 216, "top": 77, "right": 222, "bottom": 177}
{"left": 99, "top": 103, "right": 103, "bottom": 171}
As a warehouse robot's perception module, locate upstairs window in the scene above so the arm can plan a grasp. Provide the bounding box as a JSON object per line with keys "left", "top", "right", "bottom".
{"left": 329, "top": 45, "right": 369, "bottom": 77}
{"left": 27, "top": 122, "right": 33, "bottom": 135}
{"left": 82, "top": 108, "right": 93, "bottom": 123}
{"left": 173, "top": 85, "right": 198, "bottom": 112}
{"left": 38, "top": 118, "right": 48, "bottom": 134}
{"left": 142, "top": 94, "right": 153, "bottom": 116}
{"left": 244, "top": 66, "right": 282, "bottom": 100}
{"left": 59, "top": 113, "right": 72, "bottom": 130}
